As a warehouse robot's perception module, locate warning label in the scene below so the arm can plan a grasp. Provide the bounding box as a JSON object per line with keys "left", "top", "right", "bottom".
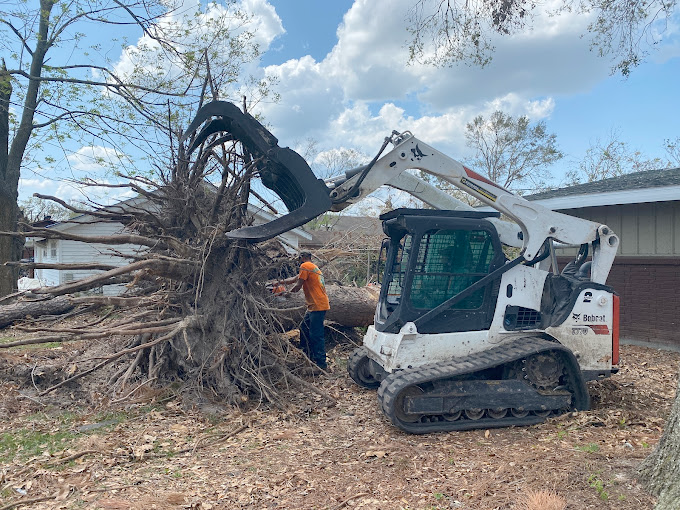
{"left": 461, "top": 177, "right": 497, "bottom": 202}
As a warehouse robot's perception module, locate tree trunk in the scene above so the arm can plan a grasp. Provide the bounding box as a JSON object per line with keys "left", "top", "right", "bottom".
{"left": 276, "top": 284, "right": 379, "bottom": 327}
{"left": 0, "top": 192, "right": 20, "bottom": 297}
{"left": 0, "top": 0, "right": 54, "bottom": 298}
{"left": 0, "top": 285, "right": 380, "bottom": 331}
{"left": 0, "top": 296, "right": 74, "bottom": 329}
{"left": 638, "top": 371, "right": 680, "bottom": 509}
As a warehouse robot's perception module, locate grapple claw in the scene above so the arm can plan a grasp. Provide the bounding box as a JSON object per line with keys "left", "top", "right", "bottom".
{"left": 182, "top": 101, "right": 331, "bottom": 243}
{"left": 186, "top": 118, "right": 234, "bottom": 154}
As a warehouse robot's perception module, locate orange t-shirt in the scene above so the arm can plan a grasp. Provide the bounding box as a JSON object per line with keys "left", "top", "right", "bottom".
{"left": 298, "top": 261, "right": 330, "bottom": 311}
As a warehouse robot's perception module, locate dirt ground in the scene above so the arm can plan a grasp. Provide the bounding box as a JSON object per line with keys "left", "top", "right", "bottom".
{"left": 1, "top": 340, "right": 678, "bottom": 510}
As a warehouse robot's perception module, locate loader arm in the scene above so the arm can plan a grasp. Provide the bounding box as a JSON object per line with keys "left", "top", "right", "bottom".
{"left": 371, "top": 170, "right": 523, "bottom": 249}
{"left": 325, "top": 132, "right": 618, "bottom": 284}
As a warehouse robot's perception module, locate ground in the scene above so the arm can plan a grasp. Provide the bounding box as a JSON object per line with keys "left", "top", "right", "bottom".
{"left": 0, "top": 340, "right": 678, "bottom": 510}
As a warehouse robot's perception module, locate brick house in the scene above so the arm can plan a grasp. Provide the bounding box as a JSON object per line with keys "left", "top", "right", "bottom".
{"left": 526, "top": 168, "right": 680, "bottom": 348}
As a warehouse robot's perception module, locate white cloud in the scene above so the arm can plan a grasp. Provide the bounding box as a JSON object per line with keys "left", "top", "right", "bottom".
{"left": 252, "top": 0, "right": 609, "bottom": 160}
{"left": 66, "top": 146, "right": 125, "bottom": 172}
{"left": 19, "top": 178, "right": 57, "bottom": 192}
{"left": 114, "top": 0, "right": 285, "bottom": 91}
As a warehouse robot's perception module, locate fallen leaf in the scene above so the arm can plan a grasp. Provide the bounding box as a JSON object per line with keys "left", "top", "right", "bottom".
{"left": 273, "top": 431, "right": 297, "bottom": 440}
{"left": 365, "top": 450, "right": 387, "bottom": 458}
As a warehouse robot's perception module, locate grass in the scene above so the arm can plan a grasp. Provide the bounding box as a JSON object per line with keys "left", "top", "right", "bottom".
{"left": 0, "top": 335, "right": 62, "bottom": 350}
{"left": 0, "top": 409, "right": 129, "bottom": 464}
{"left": 519, "top": 489, "right": 567, "bottom": 510}
{"left": 0, "top": 426, "right": 77, "bottom": 462}
{"left": 576, "top": 443, "right": 600, "bottom": 453}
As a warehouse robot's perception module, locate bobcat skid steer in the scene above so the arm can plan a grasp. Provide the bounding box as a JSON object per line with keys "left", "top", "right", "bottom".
{"left": 183, "top": 102, "right": 620, "bottom": 433}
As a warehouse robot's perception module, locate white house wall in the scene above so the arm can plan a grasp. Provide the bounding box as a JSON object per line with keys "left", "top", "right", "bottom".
{"left": 35, "top": 222, "right": 144, "bottom": 296}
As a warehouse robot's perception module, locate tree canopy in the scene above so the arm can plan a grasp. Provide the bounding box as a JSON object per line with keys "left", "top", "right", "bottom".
{"left": 407, "top": 0, "right": 678, "bottom": 75}
{"left": 465, "top": 111, "right": 563, "bottom": 192}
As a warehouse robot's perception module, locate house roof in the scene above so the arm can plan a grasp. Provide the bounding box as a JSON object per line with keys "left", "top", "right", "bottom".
{"left": 319, "top": 215, "right": 382, "bottom": 232}
{"left": 525, "top": 167, "right": 680, "bottom": 210}
{"left": 302, "top": 215, "right": 383, "bottom": 248}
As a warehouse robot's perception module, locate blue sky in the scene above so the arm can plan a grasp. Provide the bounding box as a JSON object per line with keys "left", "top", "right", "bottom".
{"left": 255, "top": 0, "right": 679, "bottom": 183}
{"left": 15, "top": 0, "right": 680, "bottom": 204}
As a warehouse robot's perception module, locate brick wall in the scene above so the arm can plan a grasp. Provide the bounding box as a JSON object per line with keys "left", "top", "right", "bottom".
{"left": 602, "top": 258, "right": 680, "bottom": 347}
{"left": 556, "top": 256, "right": 680, "bottom": 347}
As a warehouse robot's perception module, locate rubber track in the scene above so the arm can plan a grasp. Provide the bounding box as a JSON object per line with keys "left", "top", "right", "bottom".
{"left": 377, "top": 336, "right": 588, "bottom": 434}
{"left": 348, "top": 346, "right": 381, "bottom": 389}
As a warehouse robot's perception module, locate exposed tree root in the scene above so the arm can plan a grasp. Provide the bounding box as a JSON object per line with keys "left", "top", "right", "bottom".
{"left": 0, "top": 99, "right": 347, "bottom": 415}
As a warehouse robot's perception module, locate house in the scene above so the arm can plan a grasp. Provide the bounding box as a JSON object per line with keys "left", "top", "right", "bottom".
{"left": 32, "top": 195, "right": 311, "bottom": 295}
{"left": 20, "top": 215, "right": 58, "bottom": 278}
{"left": 525, "top": 167, "right": 680, "bottom": 348}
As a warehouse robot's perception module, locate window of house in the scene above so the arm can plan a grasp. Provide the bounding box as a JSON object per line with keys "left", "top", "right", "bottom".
{"left": 50, "top": 240, "right": 57, "bottom": 258}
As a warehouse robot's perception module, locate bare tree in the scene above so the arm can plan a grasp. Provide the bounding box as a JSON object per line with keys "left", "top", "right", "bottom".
{"left": 664, "top": 137, "right": 680, "bottom": 167}
{"left": 406, "top": 0, "right": 677, "bottom": 75}
{"left": 0, "top": 101, "right": 323, "bottom": 408}
{"left": 19, "top": 196, "right": 80, "bottom": 223}
{"left": 315, "top": 148, "right": 367, "bottom": 178}
{"left": 464, "top": 111, "right": 563, "bottom": 192}
{"left": 565, "top": 131, "right": 670, "bottom": 185}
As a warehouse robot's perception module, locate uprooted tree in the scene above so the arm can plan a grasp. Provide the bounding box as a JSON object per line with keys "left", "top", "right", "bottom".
{"left": 0, "top": 100, "right": 379, "bottom": 410}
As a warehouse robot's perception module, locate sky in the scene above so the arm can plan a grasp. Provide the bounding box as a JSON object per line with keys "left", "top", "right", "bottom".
{"left": 15, "top": 0, "right": 680, "bottom": 206}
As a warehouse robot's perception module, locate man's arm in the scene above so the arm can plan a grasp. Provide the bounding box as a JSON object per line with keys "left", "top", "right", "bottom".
{"left": 279, "top": 275, "right": 299, "bottom": 285}
{"left": 289, "top": 278, "right": 304, "bottom": 293}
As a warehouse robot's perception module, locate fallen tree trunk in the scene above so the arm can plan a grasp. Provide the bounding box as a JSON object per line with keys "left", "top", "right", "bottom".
{"left": 270, "top": 284, "right": 379, "bottom": 328}
{"left": 0, "top": 285, "right": 380, "bottom": 331}
{"left": 0, "top": 296, "right": 74, "bottom": 329}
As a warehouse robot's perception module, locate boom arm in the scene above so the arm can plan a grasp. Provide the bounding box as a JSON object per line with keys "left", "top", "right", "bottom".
{"left": 352, "top": 166, "right": 523, "bottom": 249}
{"left": 326, "top": 132, "right": 619, "bottom": 284}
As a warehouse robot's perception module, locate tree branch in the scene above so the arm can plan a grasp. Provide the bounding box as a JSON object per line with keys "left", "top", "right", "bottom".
{"left": 5, "top": 262, "right": 119, "bottom": 271}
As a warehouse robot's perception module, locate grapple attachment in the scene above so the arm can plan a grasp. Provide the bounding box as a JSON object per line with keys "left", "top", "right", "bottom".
{"left": 182, "top": 101, "right": 332, "bottom": 242}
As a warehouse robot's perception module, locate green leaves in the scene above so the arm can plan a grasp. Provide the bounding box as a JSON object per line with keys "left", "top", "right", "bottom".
{"left": 405, "top": 0, "right": 677, "bottom": 75}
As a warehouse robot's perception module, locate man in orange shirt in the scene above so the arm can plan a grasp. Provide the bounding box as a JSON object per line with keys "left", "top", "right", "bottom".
{"left": 281, "top": 252, "right": 330, "bottom": 370}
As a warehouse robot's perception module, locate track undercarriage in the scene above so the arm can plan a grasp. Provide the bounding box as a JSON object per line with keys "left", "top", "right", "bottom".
{"left": 349, "top": 337, "right": 590, "bottom": 434}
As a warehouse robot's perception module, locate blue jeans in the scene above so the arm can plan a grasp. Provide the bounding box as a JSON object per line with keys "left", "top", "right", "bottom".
{"left": 300, "top": 310, "right": 327, "bottom": 369}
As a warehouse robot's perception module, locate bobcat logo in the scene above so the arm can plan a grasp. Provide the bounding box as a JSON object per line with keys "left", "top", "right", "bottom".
{"left": 411, "top": 145, "right": 426, "bottom": 160}
{"left": 572, "top": 313, "right": 581, "bottom": 321}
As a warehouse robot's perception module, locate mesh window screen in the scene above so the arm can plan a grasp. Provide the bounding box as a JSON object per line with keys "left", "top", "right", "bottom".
{"left": 410, "top": 229, "right": 495, "bottom": 310}
{"left": 386, "top": 234, "right": 413, "bottom": 310}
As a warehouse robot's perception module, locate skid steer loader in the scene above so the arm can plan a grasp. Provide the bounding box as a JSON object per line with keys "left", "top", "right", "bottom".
{"left": 183, "top": 102, "right": 620, "bottom": 433}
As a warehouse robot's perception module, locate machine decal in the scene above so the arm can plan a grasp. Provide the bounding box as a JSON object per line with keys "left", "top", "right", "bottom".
{"left": 583, "top": 291, "right": 593, "bottom": 303}
{"left": 571, "top": 327, "right": 589, "bottom": 335}
{"left": 460, "top": 177, "right": 498, "bottom": 202}
{"left": 411, "top": 145, "right": 426, "bottom": 160}
{"left": 588, "top": 325, "right": 610, "bottom": 335}
{"left": 463, "top": 167, "right": 509, "bottom": 191}
{"left": 572, "top": 312, "right": 606, "bottom": 323}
